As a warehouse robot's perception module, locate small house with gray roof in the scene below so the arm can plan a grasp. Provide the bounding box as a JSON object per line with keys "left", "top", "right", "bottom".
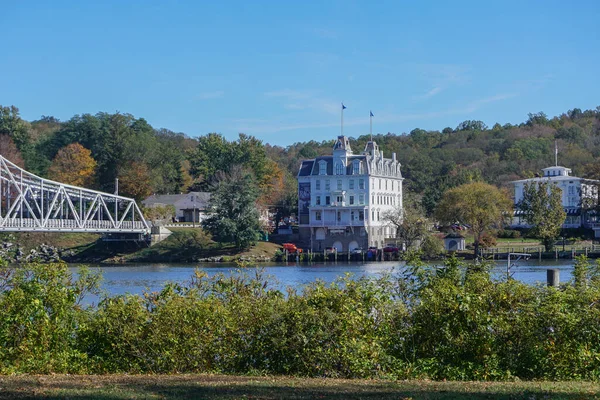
{"left": 143, "top": 192, "right": 211, "bottom": 223}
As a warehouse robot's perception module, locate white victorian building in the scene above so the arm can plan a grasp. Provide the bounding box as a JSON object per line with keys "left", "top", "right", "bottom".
{"left": 297, "top": 136, "right": 403, "bottom": 252}
{"left": 512, "top": 165, "right": 599, "bottom": 230}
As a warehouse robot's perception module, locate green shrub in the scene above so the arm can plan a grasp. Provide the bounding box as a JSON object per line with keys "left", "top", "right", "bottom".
{"left": 497, "top": 229, "right": 521, "bottom": 239}
{"left": 3, "top": 260, "right": 600, "bottom": 380}
{"left": 0, "top": 261, "right": 101, "bottom": 373}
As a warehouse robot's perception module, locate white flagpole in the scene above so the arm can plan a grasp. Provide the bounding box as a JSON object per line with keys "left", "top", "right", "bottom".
{"left": 341, "top": 102, "right": 344, "bottom": 136}
{"left": 555, "top": 140, "right": 558, "bottom": 166}
{"left": 370, "top": 111, "right": 373, "bottom": 141}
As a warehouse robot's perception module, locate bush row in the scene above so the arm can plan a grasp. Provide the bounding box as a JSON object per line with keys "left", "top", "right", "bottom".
{"left": 1, "top": 256, "right": 600, "bottom": 380}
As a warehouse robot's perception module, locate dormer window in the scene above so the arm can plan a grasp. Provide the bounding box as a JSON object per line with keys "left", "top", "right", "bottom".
{"left": 352, "top": 160, "right": 360, "bottom": 175}
{"left": 335, "top": 162, "right": 344, "bottom": 175}
{"left": 319, "top": 160, "right": 327, "bottom": 175}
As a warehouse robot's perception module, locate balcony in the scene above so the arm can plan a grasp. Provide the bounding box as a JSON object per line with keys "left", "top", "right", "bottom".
{"left": 310, "top": 203, "right": 367, "bottom": 209}
{"left": 308, "top": 218, "right": 367, "bottom": 228}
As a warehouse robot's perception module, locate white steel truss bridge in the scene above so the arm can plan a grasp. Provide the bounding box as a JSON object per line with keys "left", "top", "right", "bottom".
{"left": 0, "top": 155, "right": 150, "bottom": 235}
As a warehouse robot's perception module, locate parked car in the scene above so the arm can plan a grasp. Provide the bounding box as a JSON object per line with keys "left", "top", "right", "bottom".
{"left": 351, "top": 248, "right": 364, "bottom": 254}
{"left": 383, "top": 244, "right": 399, "bottom": 253}
{"left": 282, "top": 243, "right": 302, "bottom": 253}
{"left": 325, "top": 247, "right": 337, "bottom": 254}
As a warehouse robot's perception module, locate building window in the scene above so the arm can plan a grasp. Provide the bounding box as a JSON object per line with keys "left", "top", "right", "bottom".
{"left": 336, "top": 195, "right": 343, "bottom": 204}
{"left": 569, "top": 197, "right": 577, "bottom": 206}
{"left": 319, "top": 161, "right": 327, "bottom": 175}
{"left": 316, "top": 180, "right": 321, "bottom": 190}
{"left": 359, "top": 179, "right": 365, "bottom": 189}
{"left": 353, "top": 160, "right": 360, "bottom": 175}
{"left": 335, "top": 162, "right": 344, "bottom": 175}
{"left": 359, "top": 194, "right": 364, "bottom": 204}
{"left": 377, "top": 211, "right": 380, "bottom": 221}
{"left": 315, "top": 211, "right": 322, "bottom": 221}
{"left": 372, "top": 195, "right": 374, "bottom": 204}
{"left": 359, "top": 211, "right": 364, "bottom": 221}
{"left": 372, "top": 210, "right": 375, "bottom": 220}
{"left": 325, "top": 196, "right": 330, "bottom": 205}
{"left": 325, "top": 180, "right": 330, "bottom": 190}
{"left": 349, "top": 179, "right": 355, "bottom": 189}
{"left": 337, "top": 179, "right": 342, "bottom": 190}
{"left": 568, "top": 186, "right": 575, "bottom": 195}
{"left": 316, "top": 196, "right": 321, "bottom": 205}
{"left": 349, "top": 195, "right": 355, "bottom": 205}
{"left": 351, "top": 211, "right": 355, "bottom": 220}
{"left": 337, "top": 211, "right": 341, "bottom": 221}
{"left": 385, "top": 180, "right": 388, "bottom": 190}
{"left": 379, "top": 179, "right": 381, "bottom": 190}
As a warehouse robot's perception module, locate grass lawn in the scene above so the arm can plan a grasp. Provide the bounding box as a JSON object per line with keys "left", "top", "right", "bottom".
{"left": 0, "top": 374, "right": 598, "bottom": 399}
{"left": 125, "top": 228, "right": 281, "bottom": 263}
{"left": 1, "top": 231, "right": 101, "bottom": 252}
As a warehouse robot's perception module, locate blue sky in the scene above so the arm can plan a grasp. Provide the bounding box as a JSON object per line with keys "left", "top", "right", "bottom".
{"left": 1, "top": 1, "right": 599, "bottom": 146}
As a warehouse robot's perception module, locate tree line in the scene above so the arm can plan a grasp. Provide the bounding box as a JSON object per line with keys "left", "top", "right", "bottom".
{"left": 1, "top": 104, "right": 598, "bottom": 250}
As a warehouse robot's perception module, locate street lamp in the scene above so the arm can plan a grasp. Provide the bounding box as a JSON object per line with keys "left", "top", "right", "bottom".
{"left": 507, "top": 252, "right": 531, "bottom": 280}
{"left": 193, "top": 198, "right": 196, "bottom": 228}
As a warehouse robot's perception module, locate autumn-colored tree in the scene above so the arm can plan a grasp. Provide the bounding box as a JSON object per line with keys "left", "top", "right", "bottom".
{"left": 436, "top": 182, "right": 512, "bottom": 258}
{"left": 258, "top": 160, "right": 285, "bottom": 206}
{"left": 179, "top": 160, "right": 194, "bottom": 193}
{"left": 48, "top": 143, "right": 97, "bottom": 187}
{"left": 0, "top": 135, "right": 24, "bottom": 167}
{"left": 118, "top": 162, "right": 152, "bottom": 201}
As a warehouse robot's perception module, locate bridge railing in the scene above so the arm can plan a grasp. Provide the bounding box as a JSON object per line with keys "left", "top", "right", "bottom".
{"left": 0, "top": 217, "right": 147, "bottom": 232}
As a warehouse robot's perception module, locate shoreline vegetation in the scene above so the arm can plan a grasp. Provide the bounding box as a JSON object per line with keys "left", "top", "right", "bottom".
{"left": 2, "top": 256, "right": 600, "bottom": 381}
{"left": 2, "top": 229, "right": 599, "bottom": 265}
{"left": 0, "top": 374, "right": 599, "bottom": 399}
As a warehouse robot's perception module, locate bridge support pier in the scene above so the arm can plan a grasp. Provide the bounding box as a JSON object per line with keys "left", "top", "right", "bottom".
{"left": 150, "top": 226, "right": 172, "bottom": 245}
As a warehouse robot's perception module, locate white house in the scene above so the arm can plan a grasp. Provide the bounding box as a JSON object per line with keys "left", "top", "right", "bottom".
{"left": 297, "top": 135, "right": 403, "bottom": 252}
{"left": 512, "top": 165, "right": 599, "bottom": 229}
{"left": 143, "top": 192, "right": 211, "bottom": 223}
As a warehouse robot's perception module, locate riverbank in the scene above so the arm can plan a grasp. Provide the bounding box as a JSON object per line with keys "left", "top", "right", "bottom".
{"left": 0, "top": 374, "right": 597, "bottom": 399}
{"left": 0, "top": 230, "right": 283, "bottom": 264}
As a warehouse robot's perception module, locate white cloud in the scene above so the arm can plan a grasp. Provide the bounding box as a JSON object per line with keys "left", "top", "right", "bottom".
{"left": 415, "top": 86, "right": 443, "bottom": 100}
{"left": 235, "top": 91, "right": 517, "bottom": 136}
{"left": 196, "top": 91, "right": 224, "bottom": 100}
{"left": 264, "top": 88, "right": 341, "bottom": 115}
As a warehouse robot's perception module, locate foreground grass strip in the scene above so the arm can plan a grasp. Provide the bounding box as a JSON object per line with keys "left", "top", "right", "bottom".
{"left": 0, "top": 375, "right": 599, "bottom": 399}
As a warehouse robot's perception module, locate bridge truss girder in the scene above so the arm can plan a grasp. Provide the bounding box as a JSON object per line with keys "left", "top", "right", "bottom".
{"left": 0, "top": 155, "right": 150, "bottom": 234}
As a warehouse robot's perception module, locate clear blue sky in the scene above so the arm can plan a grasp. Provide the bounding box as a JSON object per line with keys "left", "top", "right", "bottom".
{"left": 1, "top": 0, "right": 599, "bottom": 146}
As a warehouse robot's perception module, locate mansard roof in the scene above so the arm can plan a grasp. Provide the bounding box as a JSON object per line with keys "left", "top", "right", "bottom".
{"left": 333, "top": 135, "right": 352, "bottom": 153}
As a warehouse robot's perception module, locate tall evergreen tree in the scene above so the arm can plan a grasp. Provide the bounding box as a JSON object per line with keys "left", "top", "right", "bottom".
{"left": 202, "top": 166, "right": 261, "bottom": 249}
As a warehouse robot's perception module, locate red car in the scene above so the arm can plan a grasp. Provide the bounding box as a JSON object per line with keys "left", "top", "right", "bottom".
{"left": 282, "top": 243, "right": 302, "bottom": 253}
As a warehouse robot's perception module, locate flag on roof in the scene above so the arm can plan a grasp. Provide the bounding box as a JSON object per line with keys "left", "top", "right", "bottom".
{"left": 370, "top": 111, "right": 374, "bottom": 117}
{"left": 342, "top": 103, "right": 347, "bottom": 110}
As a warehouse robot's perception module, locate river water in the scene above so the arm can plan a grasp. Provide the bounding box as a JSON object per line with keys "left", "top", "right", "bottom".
{"left": 69, "top": 259, "right": 578, "bottom": 302}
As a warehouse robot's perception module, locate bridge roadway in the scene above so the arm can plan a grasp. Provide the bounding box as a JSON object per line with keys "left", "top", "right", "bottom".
{"left": 0, "top": 218, "right": 148, "bottom": 233}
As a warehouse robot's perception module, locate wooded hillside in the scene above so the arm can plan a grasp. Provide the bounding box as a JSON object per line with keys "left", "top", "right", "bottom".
{"left": 1, "top": 105, "right": 599, "bottom": 216}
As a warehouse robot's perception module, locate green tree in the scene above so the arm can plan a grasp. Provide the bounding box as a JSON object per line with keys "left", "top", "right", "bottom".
{"left": 517, "top": 181, "right": 566, "bottom": 251}
{"left": 436, "top": 182, "right": 512, "bottom": 258}
{"left": 0, "top": 106, "right": 30, "bottom": 152}
{"left": 202, "top": 166, "right": 261, "bottom": 249}
{"left": 382, "top": 196, "right": 428, "bottom": 249}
